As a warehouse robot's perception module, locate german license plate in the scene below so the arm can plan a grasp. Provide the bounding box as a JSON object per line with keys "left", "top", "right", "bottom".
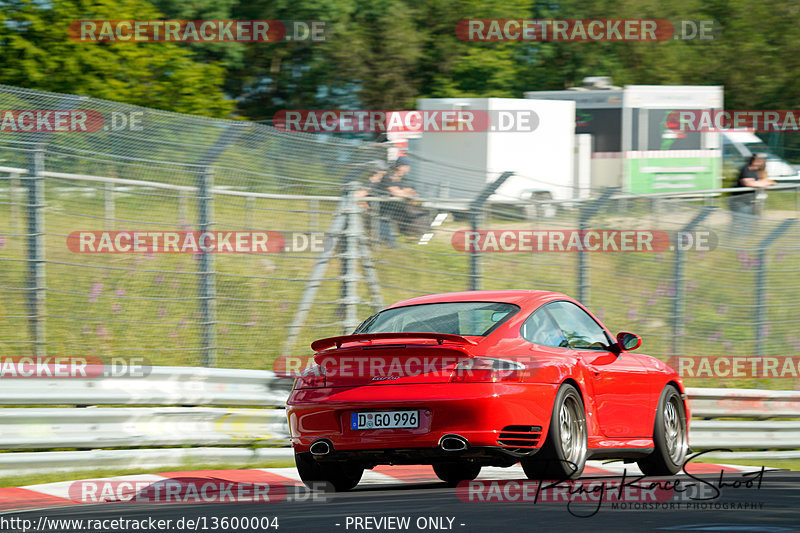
{"left": 351, "top": 410, "right": 419, "bottom": 430}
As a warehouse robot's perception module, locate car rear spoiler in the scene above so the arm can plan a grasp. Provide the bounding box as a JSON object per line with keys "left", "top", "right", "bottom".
{"left": 311, "top": 332, "right": 477, "bottom": 352}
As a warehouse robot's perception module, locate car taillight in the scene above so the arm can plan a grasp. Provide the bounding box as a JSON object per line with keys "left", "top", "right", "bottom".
{"left": 450, "top": 357, "right": 524, "bottom": 383}
{"left": 294, "top": 364, "right": 326, "bottom": 389}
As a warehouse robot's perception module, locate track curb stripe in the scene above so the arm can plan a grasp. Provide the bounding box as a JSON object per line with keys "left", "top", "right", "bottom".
{"left": 0, "top": 462, "right": 771, "bottom": 512}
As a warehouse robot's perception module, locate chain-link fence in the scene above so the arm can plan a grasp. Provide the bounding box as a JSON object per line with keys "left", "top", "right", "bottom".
{"left": 1, "top": 84, "right": 800, "bottom": 388}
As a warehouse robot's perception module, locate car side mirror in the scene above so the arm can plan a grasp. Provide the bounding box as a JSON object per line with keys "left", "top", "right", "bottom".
{"left": 616, "top": 332, "right": 642, "bottom": 352}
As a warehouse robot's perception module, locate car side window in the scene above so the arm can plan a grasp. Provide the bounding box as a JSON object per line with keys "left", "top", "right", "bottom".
{"left": 521, "top": 308, "right": 568, "bottom": 348}
{"left": 545, "top": 301, "right": 612, "bottom": 350}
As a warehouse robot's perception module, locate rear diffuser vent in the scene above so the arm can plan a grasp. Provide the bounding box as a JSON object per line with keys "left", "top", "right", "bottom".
{"left": 498, "top": 425, "right": 542, "bottom": 447}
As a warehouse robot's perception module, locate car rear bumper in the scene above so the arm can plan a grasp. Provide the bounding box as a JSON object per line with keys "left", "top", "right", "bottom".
{"left": 286, "top": 382, "right": 559, "bottom": 462}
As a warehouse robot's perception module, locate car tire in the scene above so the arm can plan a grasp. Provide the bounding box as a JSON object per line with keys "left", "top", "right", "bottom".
{"left": 432, "top": 462, "right": 482, "bottom": 486}
{"left": 521, "top": 383, "right": 587, "bottom": 480}
{"left": 637, "top": 385, "right": 688, "bottom": 476}
{"left": 295, "top": 452, "right": 364, "bottom": 492}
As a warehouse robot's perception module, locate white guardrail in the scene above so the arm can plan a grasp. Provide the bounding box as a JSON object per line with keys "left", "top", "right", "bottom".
{"left": 1, "top": 371, "right": 799, "bottom": 475}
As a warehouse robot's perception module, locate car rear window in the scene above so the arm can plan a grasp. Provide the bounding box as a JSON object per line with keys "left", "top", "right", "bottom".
{"left": 354, "top": 302, "right": 520, "bottom": 337}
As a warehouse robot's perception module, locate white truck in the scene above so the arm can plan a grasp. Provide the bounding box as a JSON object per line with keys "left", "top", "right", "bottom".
{"left": 407, "top": 97, "right": 580, "bottom": 208}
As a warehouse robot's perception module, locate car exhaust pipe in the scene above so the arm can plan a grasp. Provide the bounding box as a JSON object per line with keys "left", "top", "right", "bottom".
{"left": 310, "top": 439, "right": 332, "bottom": 456}
{"left": 439, "top": 434, "right": 469, "bottom": 452}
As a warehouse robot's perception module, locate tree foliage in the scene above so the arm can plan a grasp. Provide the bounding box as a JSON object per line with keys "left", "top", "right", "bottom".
{"left": 2, "top": 0, "right": 800, "bottom": 135}
{"left": 0, "top": 0, "right": 234, "bottom": 117}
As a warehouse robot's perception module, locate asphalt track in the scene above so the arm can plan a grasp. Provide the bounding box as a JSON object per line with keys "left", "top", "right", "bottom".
{"left": 4, "top": 469, "right": 800, "bottom": 533}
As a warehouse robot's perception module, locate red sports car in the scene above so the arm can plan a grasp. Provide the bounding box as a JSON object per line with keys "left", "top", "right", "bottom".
{"left": 286, "top": 290, "right": 689, "bottom": 491}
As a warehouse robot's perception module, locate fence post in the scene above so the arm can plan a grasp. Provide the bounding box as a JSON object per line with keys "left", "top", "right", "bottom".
{"left": 178, "top": 189, "right": 189, "bottom": 224}
{"left": 352, "top": 200, "right": 384, "bottom": 312}
{"left": 577, "top": 188, "right": 617, "bottom": 305}
{"left": 754, "top": 218, "right": 796, "bottom": 357}
{"left": 469, "top": 210, "right": 482, "bottom": 291}
{"left": 468, "top": 171, "right": 514, "bottom": 291}
{"left": 671, "top": 207, "right": 714, "bottom": 357}
{"left": 198, "top": 167, "right": 216, "bottom": 367}
{"left": 27, "top": 150, "right": 46, "bottom": 357}
{"left": 283, "top": 204, "right": 347, "bottom": 356}
{"left": 104, "top": 182, "right": 115, "bottom": 230}
{"left": 795, "top": 185, "right": 800, "bottom": 215}
{"left": 195, "top": 124, "right": 247, "bottom": 366}
{"left": 245, "top": 196, "right": 254, "bottom": 229}
{"left": 342, "top": 182, "right": 362, "bottom": 332}
{"left": 310, "top": 199, "right": 319, "bottom": 232}
{"left": 9, "top": 172, "right": 21, "bottom": 233}
{"left": 754, "top": 191, "right": 766, "bottom": 217}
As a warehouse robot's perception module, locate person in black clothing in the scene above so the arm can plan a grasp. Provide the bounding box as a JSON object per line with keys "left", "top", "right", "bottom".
{"left": 355, "top": 160, "right": 388, "bottom": 236}
{"left": 376, "top": 157, "right": 417, "bottom": 245}
{"left": 730, "top": 154, "right": 774, "bottom": 215}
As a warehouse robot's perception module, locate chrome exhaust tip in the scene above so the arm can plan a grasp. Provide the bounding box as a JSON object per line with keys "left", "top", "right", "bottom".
{"left": 310, "top": 439, "right": 332, "bottom": 456}
{"left": 439, "top": 434, "right": 469, "bottom": 452}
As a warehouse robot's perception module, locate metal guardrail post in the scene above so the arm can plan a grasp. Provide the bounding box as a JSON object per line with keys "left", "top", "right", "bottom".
{"left": 671, "top": 207, "right": 714, "bottom": 357}
{"left": 755, "top": 218, "right": 796, "bottom": 357}
{"left": 27, "top": 150, "right": 46, "bottom": 358}
{"left": 468, "top": 171, "right": 514, "bottom": 291}
{"left": 577, "top": 187, "right": 617, "bottom": 305}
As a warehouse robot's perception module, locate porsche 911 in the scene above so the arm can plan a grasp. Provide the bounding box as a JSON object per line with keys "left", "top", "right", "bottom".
{"left": 286, "top": 290, "right": 689, "bottom": 490}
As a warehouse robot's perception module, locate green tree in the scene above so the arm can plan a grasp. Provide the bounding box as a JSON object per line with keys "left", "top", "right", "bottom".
{"left": 0, "top": 0, "right": 234, "bottom": 117}
{"left": 147, "top": 0, "right": 246, "bottom": 93}
{"left": 229, "top": 0, "right": 423, "bottom": 119}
